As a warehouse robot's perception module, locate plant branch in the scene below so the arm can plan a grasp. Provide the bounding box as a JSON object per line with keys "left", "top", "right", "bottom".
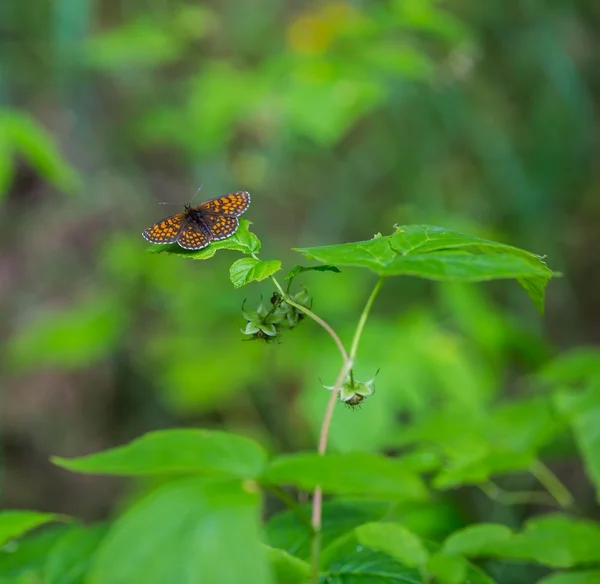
{"left": 530, "top": 460, "right": 574, "bottom": 509}
{"left": 260, "top": 262, "right": 348, "bottom": 362}
{"left": 480, "top": 481, "right": 558, "bottom": 507}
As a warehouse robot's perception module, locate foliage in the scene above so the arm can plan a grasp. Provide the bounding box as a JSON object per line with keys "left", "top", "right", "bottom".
{"left": 5, "top": 213, "right": 599, "bottom": 584}
{"left": 1, "top": 1, "right": 599, "bottom": 583}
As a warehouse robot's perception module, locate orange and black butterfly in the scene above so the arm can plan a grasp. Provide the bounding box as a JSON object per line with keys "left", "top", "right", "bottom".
{"left": 142, "top": 191, "right": 250, "bottom": 250}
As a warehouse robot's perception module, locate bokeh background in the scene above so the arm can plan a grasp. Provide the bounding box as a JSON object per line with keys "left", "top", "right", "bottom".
{"left": 1, "top": 0, "right": 599, "bottom": 580}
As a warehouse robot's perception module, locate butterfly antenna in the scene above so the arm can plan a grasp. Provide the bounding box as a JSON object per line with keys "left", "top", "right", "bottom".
{"left": 158, "top": 201, "right": 181, "bottom": 206}
{"left": 191, "top": 185, "right": 203, "bottom": 204}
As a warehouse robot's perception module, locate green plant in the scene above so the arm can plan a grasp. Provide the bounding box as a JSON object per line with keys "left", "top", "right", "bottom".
{"left": 5, "top": 219, "right": 600, "bottom": 584}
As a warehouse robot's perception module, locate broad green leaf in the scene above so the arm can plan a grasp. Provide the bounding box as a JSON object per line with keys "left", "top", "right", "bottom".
{"left": 427, "top": 552, "right": 468, "bottom": 584}
{"left": 295, "top": 224, "right": 555, "bottom": 313}
{"left": 230, "top": 258, "right": 281, "bottom": 288}
{"left": 1, "top": 111, "right": 80, "bottom": 195}
{"left": 320, "top": 531, "right": 495, "bottom": 584}
{"left": 433, "top": 449, "right": 535, "bottom": 490}
{"left": 264, "top": 547, "right": 310, "bottom": 584}
{"left": 537, "top": 347, "right": 600, "bottom": 387}
{"left": 442, "top": 524, "right": 513, "bottom": 556}
{"left": 0, "top": 512, "right": 64, "bottom": 547}
{"left": 44, "top": 524, "right": 106, "bottom": 584}
{"left": 355, "top": 522, "right": 429, "bottom": 568}
{"left": 0, "top": 525, "right": 70, "bottom": 582}
{"left": 265, "top": 500, "right": 392, "bottom": 560}
{"left": 149, "top": 219, "right": 260, "bottom": 259}
{"left": 492, "top": 514, "right": 600, "bottom": 568}
{"left": 285, "top": 265, "right": 341, "bottom": 280}
{"left": 320, "top": 532, "right": 422, "bottom": 583}
{"left": 52, "top": 429, "right": 267, "bottom": 479}
{"left": 554, "top": 382, "right": 600, "bottom": 502}
{"left": 262, "top": 453, "right": 427, "bottom": 500}
{"left": 88, "top": 477, "right": 273, "bottom": 584}
{"left": 537, "top": 571, "right": 600, "bottom": 584}
{"left": 443, "top": 515, "right": 600, "bottom": 568}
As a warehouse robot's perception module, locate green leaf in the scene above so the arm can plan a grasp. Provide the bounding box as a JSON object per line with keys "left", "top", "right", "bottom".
{"left": 295, "top": 224, "right": 555, "bottom": 313}
{"left": 149, "top": 219, "right": 260, "bottom": 259}
{"left": 554, "top": 382, "right": 600, "bottom": 503}
{"left": 320, "top": 531, "right": 495, "bottom": 584}
{"left": 442, "top": 524, "right": 513, "bottom": 556}
{"left": 443, "top": 515, "right": 600, "bottom": 569}
{"left": 285, "top": 265, "right": 341, "bottom": 280}
{"left": 0, "top": 111, "right": 80, "bottom": 195}
{"left": 537, "top": 347, "right": 600, "bottom": 387}
{"left": 230, "top": 258, "right": 281, "bottom": 288}
{"left": 265, "top": 500, "right": 392, "bottom": 561}
{"left": 355, "top": 522, "right": 429, "bottom": 568}
{"left": 261, "top": 453, "right": 427, "bottom": 500}
{"left": 320, "top": 531, "right": 423, "bottom": 583}
{"left": 537, "top": 571, "right": 600, "bottom": 584}
{"left": 87, "top": 477, "right": 273, "bottom": 584}
{"left": 0, "top": 512, "right": 64, "bottom": 547}
{"left": 264, "top": 547, "right": 310, "bottom": 584}
{"left": 492, "top": 514, "right": 600, "bottom": 568}
{"left": 0, "top": 525, "right": 70, "bottom": 581}
{"left": 44, "top": 524, "right": 106, "bottom": 584}
{"left": 52, "top": 429, "right": 267, "bottom": 479}
{"left": 427, "top": 552, "right": 468, "bottom": 584}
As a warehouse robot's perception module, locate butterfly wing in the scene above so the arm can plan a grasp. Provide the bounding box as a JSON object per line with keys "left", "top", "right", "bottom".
{"left": 177, "top": 221, "right": 211, "bottom": 250}
{"left": 197, "top": 191, "right": 250, "bottom": 217}
{"left": 202, "top": 214, "right": 240, "bottom": 241}
{"left": 142, "top": 213, "right": 185, "bottom": 244}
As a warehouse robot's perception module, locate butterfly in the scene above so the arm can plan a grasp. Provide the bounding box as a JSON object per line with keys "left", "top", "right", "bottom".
{"left": 142, "top": 191, "right": 251, "bottom": 250}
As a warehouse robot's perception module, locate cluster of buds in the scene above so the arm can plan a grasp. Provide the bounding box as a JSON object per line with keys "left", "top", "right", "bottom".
{"left": 241, "top": 288, "right": 312, "bottom": 342}
{"left": 323, "top": 370, "right": 378, "bottom": 409}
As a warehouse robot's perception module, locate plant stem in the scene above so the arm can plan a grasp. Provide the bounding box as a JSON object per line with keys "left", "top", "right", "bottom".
{"left": 480, "top": 482, "right": 558, "bottom": 507}
{"left": 530, "top": 460, "right": 574, "bottom": 509}
{"left": 268, "top": 272, "right": 349, "bottom": 363}
{"left": 309, "top": 276, "right": 385, "bottom": 583}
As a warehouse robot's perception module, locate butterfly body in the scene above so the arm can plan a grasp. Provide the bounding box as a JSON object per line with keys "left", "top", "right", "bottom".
{"left": 142, "top": 191, "right": 250, "bottom": 250}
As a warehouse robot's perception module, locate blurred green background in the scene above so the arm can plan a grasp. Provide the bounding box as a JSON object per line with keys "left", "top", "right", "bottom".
{"left": 1, "top": 0, "right": 599, "bottom": 567}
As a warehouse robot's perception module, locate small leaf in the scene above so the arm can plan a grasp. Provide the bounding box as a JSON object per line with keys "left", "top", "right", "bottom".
{"left": 87, "top": 478, "right": 274, "bottom": 584}
{"left": 355, "top": 522, "right": 429, "bottom": 568}
{"left": 427, "top": 552, "right": 468, "bottom": 584}
{"left": 442, "top": 524, "right": 513, "bottom": 556}
{"left": 443, "top": 515, "right": 600, "bottom": 569}
{"left": 52, "top": 429, "right": 267, "bottom": 479}
{"left": 0, "top": 511, "right": 64, "bottom": 547}
{"left": 537, "top": 571, "right": 600, "bottom": 584}
{"left": 230, "top": 258, "right": 281, "bottom": 288}
{"left": 536, "top": 347, "right": 600, "bottom": 388}
{"left": 285, "top": 265, "right": 341, "bottom": 280}
{"left": 150, "top": 219, "right": 260, "bottom": 259}
{"left": 264, "top": 546, "right": 311, "bottom": 584}
{"left": 554, "top": 382, "right": 600, "bottom": 503}
{"left": 262, "top": 453, "right": 427, "bottom": 500}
